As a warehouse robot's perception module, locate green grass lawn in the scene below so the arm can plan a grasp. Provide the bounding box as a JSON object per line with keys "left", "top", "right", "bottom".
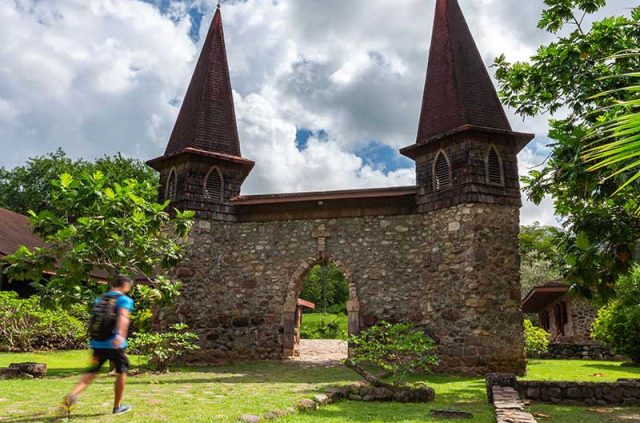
{"left": 525, "top": 359, "right": 640, "bottom": 422}
{"left": 299, "top": 313, "right": 348, "bottom": 339}
{"left": 0, "top": 350, "right": 493, "bottom": 423}
{"left": 1, "top": 353, "right": 639, "bottom": 423}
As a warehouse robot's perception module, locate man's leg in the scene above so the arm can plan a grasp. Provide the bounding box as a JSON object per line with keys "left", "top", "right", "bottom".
{"left": 69, "top": 372, "right": 98, "bottom": 397}
{"left": 114, "top": 373, "right": 126, "bottom": 408}
{"left": 66, "top": 350, "right": 107, "bottom": 402}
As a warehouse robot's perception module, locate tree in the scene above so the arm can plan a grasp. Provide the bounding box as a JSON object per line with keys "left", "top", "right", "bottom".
{"left": 521, "top": 251, "right": 563, "bottom": 297}
{"left": 0, "top": 149, "right": 158, "bottom": 216}
{"left": 494, "top": 2, "right": 640, "bottom": 301}
{"left": 592, "top": 266, "right": 640, "bottom": 365}
{"left": 2, "top": 172, "right": 193, "bottom": 308}
{"left": 299, "top": 264, "right": 349, "bottom": 313}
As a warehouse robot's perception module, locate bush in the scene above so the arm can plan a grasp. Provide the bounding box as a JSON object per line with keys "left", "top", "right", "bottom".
{"left": 0, "top": 291, "right": 87, "bottom": 351}
{"left": 348, "top": 321, "right": 439, "bottom": 387}
{"left": 592, "top": 266, "right": 640, "bottom": 364}
{"left": 300, "top": 314, "right": 348, "bottom": 340}
{"left": 129, "top": 323, "right": 199, "bottom": 372}
{"left": 524, "top": 319, "right": 550, "bottom": 356}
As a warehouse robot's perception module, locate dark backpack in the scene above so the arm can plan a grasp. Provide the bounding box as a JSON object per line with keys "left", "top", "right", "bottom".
{"left": 89, "top": 293, "right": 122, "bottom": 341}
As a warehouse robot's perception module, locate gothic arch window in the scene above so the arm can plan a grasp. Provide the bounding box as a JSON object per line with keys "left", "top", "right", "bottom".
{"left": 204, "top": 167, "right": 223, "bottom": 201}
{"left": 486, "top": 145, "right": 504, "bottom": 185}
{"left": 166, "top": 168, "right": 177, "bottom": 201}
{"left": 433, "top": 150, "right": 451, "bottom": 191}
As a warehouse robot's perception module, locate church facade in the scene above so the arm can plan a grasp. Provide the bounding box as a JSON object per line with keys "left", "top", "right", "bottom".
{"left": 148, "top": 0, "right": 534, "bottom": 375}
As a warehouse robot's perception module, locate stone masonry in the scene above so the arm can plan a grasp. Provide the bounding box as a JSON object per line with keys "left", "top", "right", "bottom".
{"left": 148, "top": 0, "right": 534, "bottom": 375}
{"left": 161, "top": 203, "right": 526, "bottom": 375}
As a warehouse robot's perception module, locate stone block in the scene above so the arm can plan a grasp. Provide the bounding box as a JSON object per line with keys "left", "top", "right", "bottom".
{"left": 238, "top": 414, "right": 261, "bottom": 423}
{"left": 295, "top": 399, "right": 317, "bottom": 412}
{"left": 313, "top": 394, "right": 329, "bottom": 406}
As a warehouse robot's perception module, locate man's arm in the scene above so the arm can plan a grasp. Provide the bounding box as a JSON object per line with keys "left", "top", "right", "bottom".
{"left": 112, "top": 308, "right": 131, "bottom": 348}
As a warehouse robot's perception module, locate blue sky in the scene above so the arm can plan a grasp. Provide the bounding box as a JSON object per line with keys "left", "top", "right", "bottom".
{"left": 0, "top": 0, "right": 632, "bottom": 225}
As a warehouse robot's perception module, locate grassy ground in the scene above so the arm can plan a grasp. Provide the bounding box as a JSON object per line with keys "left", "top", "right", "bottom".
{"left": 0, "top": 350, "right": 492, "bottom": 423}
{"left": 525, "top": 359, "right": 640, "bottom": 422}
{"left": 1, "top": 353, "right": 639, "bottom": 422}
{"left": 299, "top": 313, "right": 348, "bottom": 339}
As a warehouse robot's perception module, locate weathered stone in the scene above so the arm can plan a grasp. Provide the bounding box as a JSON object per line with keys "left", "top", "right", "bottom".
{"left": 373, "top": 387, "right": 394, "bottom": 401}
{"left": 237, "top": 414, "right": 261, "bottom": 423}
{"left": 429, "top": 409, "right": 473, "bottom": 419}
{"left": 8, "top": 363, "right": 47, "bottom": 378}
{"left": 312, "top": 394, "right": 329, "bottom": 406}
{"left": 295, "top": 398, "right": 317, "bottom": 412}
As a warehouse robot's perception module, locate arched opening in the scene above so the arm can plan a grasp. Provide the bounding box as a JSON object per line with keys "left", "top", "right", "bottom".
{"left": 166, "top": 168, "right": 177, "bottom": 201}
{"left": 204, "top": 167, "right": 223, "bottom": 201}
{"left": 433, "top": 150, "right": 451, "bottom": 191}
{"left": 282, "top": 258, "right": 359, "bottom": 360}
{"left": 486, "top": 145, "right": 504, "bottom": 185}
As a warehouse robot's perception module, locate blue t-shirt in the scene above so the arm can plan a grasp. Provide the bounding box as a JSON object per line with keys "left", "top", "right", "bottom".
{"left": 89, "top": 292, "right": 134, "bottom": 349}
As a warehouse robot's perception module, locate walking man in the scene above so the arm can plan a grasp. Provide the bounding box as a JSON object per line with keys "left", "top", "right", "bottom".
{"left": 65, "top": 274, "right": 135, "bottom": 415}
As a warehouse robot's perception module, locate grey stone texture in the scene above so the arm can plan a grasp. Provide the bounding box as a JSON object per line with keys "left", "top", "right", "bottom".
{"left": 159, "top": 203, "right": 526, "bottom": 375}
{"left": 538, "top": 343, "right": 624, "bottom": 361}
{"left": 519, "top": 379, "right": 640, "bottom": 406}
{"left": 492, "top": 386, "right": 538, "bottom": 423}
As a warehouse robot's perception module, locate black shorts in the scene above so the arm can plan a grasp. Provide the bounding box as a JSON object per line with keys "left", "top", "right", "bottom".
{"left": 88, "top": 349, "right": 130, "bottom": 374}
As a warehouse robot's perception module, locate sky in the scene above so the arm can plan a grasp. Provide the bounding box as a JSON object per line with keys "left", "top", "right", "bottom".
{"left": 0, "top": 0, "right": 633, "bottom": 226}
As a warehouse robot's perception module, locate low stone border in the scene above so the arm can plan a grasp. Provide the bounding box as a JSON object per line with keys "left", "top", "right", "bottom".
{"left": 519, "top": 379, "right": 640, "bottom": 406}
{"left": 492, "top": 386, "right": 537, "bottom": 423}
{"left": 236, "top": 381, "right": 436, "bottom": 421}
{"left": 0, "top": 363, "right": 47, "bottom": 380}
{"left": 534, "top": 344, "right": 625, "bottom": 361}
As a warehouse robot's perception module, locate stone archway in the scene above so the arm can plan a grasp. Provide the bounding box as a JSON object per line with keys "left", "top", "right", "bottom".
{"left": 282, "top": 256, "right": 360, "bottom": 358}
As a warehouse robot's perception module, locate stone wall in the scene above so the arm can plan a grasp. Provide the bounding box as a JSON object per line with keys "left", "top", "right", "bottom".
{"left": 570, "top": 296, "right": 599, "bottom": 343}
{"left": 519, "top": 379, "right": 640, "bottom": 406}
{"left": 161, "top": 203, "right": 526, "bottom": 375}
{"left": 538, "top": 343, "right": 624, "bottom": 361}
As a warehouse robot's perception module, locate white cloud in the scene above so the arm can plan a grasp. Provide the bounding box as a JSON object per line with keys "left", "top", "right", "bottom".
{"left": 0, "top": 0, "right": 632, "bottom": 225}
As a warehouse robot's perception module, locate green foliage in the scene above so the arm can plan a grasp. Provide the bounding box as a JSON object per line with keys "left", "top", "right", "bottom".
{"left": 494, "top": 2, "right": 640, "bottom": 301}
{"left": 129, "top": 323, "right": 200, "bottom": 372}
{"left": 300, "top": 264, "right": 349, "bottom": 313}
{"left": 0, "top": 292, "right": 87, "bottom": 352}
{"left": 521, "top": 251, "right": 563, "bottom": 297}
{"left": 520, "top": 223, "right": 562, "bottom": 262}
{"left": 524, "top": 319, "right": 551, "bottom": 356}
{"left": 2, "top": 172, "right": 194, "bottom": 308}
{"left": 300, "top": 314, "right": 348, "bottom": 340}
{"left": 0, "top": 149, "right": 158, "bottom": 216}
{"left": 592, "top": 266, "right": 640, "bottom": 364}
{"left": 349, "top": 322, "right": 439, "bottom": 387}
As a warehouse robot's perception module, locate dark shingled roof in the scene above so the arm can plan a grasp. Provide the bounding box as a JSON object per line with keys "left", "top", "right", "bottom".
{"left": 164, "top": 6, "right": 241, "bottom": 158}
{"left": 0, "top": 207, "right": 46, "bottom": 258}
{"left": 416, "top": 0, "right": 512, "bottom": 144}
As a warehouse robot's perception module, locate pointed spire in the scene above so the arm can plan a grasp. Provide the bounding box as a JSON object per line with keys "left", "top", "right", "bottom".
{"left": 164, "top": 6, "right": 241, "bottom": 158}
{"left": 416, "top": 0, "right": 511, "bottom": 144}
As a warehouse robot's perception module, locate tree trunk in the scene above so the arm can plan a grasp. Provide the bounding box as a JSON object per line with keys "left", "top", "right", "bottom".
{"left": 343, "top": 360, "right": 396, "bottom": 391}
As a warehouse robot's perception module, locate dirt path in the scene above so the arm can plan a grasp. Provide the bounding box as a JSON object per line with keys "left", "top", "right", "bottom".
{"left": 289, "top": 339, "right": 348, "bottom": 368}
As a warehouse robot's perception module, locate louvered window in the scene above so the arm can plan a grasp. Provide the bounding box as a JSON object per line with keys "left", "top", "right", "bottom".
{"left": 487, "top": 147, "right": 503, "bottom": 185}
{"left": 204, "top": 168, "right": 223, "bottom": 201}
{"left": 166, "top": 169, "right": 177, "bottom": 200}
{"left": 434, "top": 152, "right": 451, "bottom": 191}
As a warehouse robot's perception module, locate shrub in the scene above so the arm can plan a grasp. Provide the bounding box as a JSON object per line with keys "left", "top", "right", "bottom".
{"left": 347, "top": 321, "right": 439, "bottom": 387}
{"left": 592, "top": 266, "right": 640, "bottom": 364}
{"left": 300, "top": 314, "right": 348, "bottom": 340}
{"left": 0, "top": 291, "right": 87, "bottom": 351}
{"left": 524, "top": 319, "right": 550, "bottom": 356}
{"left": 129, "top": 323, "right": 199, "bottom": 372}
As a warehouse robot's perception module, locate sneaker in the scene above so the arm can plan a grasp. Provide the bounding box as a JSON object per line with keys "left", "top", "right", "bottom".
{"left": 113, "top": 405, "right": 131, "bottom": 415}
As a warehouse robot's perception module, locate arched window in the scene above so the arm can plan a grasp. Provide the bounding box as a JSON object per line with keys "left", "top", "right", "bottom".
{"left": 166, "top": 168, "right": 177, "bottom": 201}
{"left": 486, "top": 146, "right": 504, "bottom": 185}
{"left": 204, "top": 167, "right": 223, "bottom": 201}
{"left": 433, "top": 151, "right": 451, "bottom": 191}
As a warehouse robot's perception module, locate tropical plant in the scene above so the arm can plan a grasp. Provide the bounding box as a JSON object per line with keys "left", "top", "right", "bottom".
{"left": 345, "top": 322, "right": 439, "bottom": 388}
{"left": 583, "top": 50, "right": 640, "bottom": 209}
{"left": 2, "top": 172, "right": 193, "bottom": 307}
{"left": 494, "top": 2, "right": 640, "bottom": 301}
{"left": 300, "top": 264, "right": 349, "bottom": 313}
{"left": 592, "top": 266, "right": 640, "bottom": 365}
{"left": 129, "top": 323, "right": 200, "bottom": 372}
{"left": 524, "top": 319, "right": 551, "bottom": 356}
{"left": 521, "top": 251, "right": 563, "bottom": 297}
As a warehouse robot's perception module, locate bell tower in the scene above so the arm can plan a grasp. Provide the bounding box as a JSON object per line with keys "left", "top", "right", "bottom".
{"left": 400, "top": 0, "right": 534, "bottom": 212}
{"left": 147, "top": 5, "right": 254, "bottom": 221}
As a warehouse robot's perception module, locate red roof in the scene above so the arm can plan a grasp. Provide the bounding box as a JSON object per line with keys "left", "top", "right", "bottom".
{"left": 521, "top": 281, "right": 569, "bottom": 313}
{"left": 416, "top": 0, "right": 515, "bottom": 144}
{"left": 232, "top": 186, "right": 417, "bottom": 206}
{"left": 164, "top": 6, "right": 242, "bottom": 159}
{"left": 0, "top": 207, "right": 46, "bottom": 257}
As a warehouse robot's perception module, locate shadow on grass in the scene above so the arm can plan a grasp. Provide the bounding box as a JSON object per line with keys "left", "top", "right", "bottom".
{"left": 583, "top": 363, "right": 640, "bottom": 376}
{"left": 2, "top": 413, "right": 104, "bottom": 423}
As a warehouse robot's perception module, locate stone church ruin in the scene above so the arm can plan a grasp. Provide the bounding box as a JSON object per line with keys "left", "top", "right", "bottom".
{"left": 148, "top": 0, "right": 534, "bottom": 375}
